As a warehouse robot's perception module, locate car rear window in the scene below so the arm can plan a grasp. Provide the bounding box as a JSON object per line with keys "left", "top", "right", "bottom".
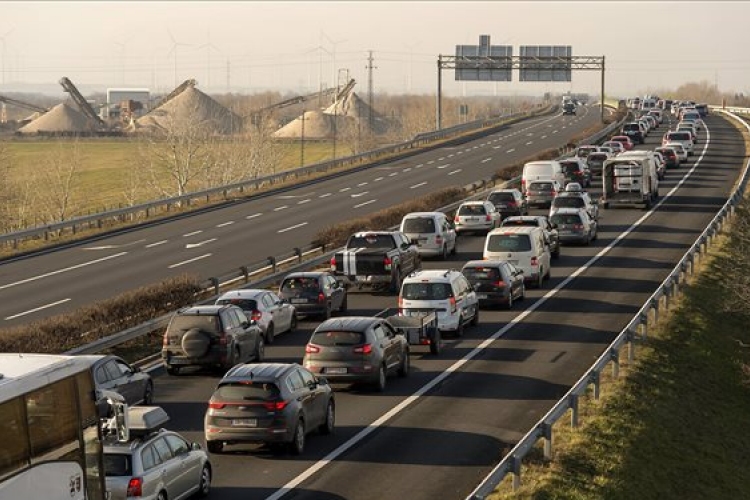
{"left": 623, "top": 124, "right": 640, "bottom": 131}
{"left": 402, "top": 217, "right": 436, "bottom": 233}
{"left": 501, "top": 219, "right": 535, "bottom": 228}
{"left": 462, "top": 266, "right": 500, "bottom": 281}
{"left": 216, "top": 298, "right": 257, "bottom": 311}
{"left": 486, "top": 234, "right": 532, "bottom": 252}
{"left": 214, "top": 382, "right": 281, "bottom": 401}
{"left": 487, "top": 192, "right": 514, "bottom": 203}
{"left": 347, "top": 234, "right": 396, "bottom": 249}
{"left": 528, "top": 182, "right": 554, "bottom": 191}
{"left": 310, "top": 330, "right": 366, "bottom": 346}
{"left": 553, "top": 197, "right": 585, "bottom": 209}
{"left": 668, "top": 132, "right": 691, "bottom": 141}
{"left": 168, "top": 314, "right": 221, "bottom": 334}
{"left": 588, "top": 153, "right": 608, "bottom": 162}
{"left": 401, "top": 282, "right": 453, "bottom": 300}
{"left": 103, "top": 453, "right": 133, "bottom": 477}
{"left": 551, "top": 213, "right": 583, "bottom": 226}
{"left": 458, "top": 204, "right": 487, "bottom": 216}
{"left": 281, "top": 277, "right": 320, "bottom": 291}
{"left": 562, "top": 163, "right": 582, "bottom": 174}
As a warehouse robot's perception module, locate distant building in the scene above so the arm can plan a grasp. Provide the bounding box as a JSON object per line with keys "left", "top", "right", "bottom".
{"left": 105, "top": 88, "right": 151, "bottom": 120}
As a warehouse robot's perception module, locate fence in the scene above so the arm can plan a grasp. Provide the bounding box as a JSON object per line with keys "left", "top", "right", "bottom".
{"left": 467, "top": 108, "right": 750, "bottom": 499}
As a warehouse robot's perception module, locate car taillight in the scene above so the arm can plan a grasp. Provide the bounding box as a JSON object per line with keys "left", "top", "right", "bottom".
{"left": 531, "top": 256, "right": 539, "bottom": 267}
{"left": 573, "top": 224, "right": 583, "bottom": 230}
{"left": 398, "top": 296, "right": 404, "bottom": 308}
{"left": 318, "top": 292, "right": 326, "bottom": 303}
{"left": 353, "top": 344, "right": 373, "bottom": 355}
{"left": 209, "top": 402, "right": 226, "bottom": 409}
{"left": 485, "top": 214, "right": 492, "bottom": 221}
{"left": 526, "top": 191, "right": 532, "bottom": 197}
{"left": 521, "top": 179, "right": 526, "bottom": 189}
{"left": 263, "top": 400, "right": 289, "bottom": 411}
{"left": 507, "top": 201, "right": 517, "bottom": 207}
{"left": 435, "top": 235, "right": 443, "bottom": 245}
{"left": 127, "top": 477, "right": 143, "bottom": 497}
{"left": 449, "top": 296, "right": 457, "bottom": 313}
{"left": 218, "top": 333, "right": 228, "bottom": 345}
{"left": 251, "top": 310, "right": 262, "bottom": 321}
{"left": 330, "top": 255, "right": 336, "bottom": 271}
{"left": 383, "top": 256, "right": 392, "bottom": 271}
{"left": 494, "top": 280, "right": 506, "bottom": 288}
{"left": 454, "top": 215, "right": 460, "bottom": 223}
{"left": 551, "top": 190, "right": 558, "bottom": 196}
{"left": 305, "top": 343, "right": 320, "bottom": 354}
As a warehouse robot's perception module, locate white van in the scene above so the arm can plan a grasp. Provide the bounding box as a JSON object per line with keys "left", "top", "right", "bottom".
{"left": 483, "top": 226, "right": 551, "bottom": 288}
{"left": 399, "top": 269, "right": 479, "bottom": 336}
{"left": 521, "top": 160, "right": 565, "bottom": 193}
{"left": 399, "top": 212, "right": 457, "bottom": 260}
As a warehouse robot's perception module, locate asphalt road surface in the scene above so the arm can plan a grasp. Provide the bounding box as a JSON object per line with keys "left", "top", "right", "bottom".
{"left": 0, "top": 106, "right": 603, "bottom": 326}
{"left": 147, "top": 111, "right": 746, "bottom": 499}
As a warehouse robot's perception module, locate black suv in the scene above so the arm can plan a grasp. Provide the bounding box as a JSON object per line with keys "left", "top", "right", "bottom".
{"left": 279, "top": 271, "right": 347, "bottom": 319}
{"left": 204, "top": 363, "right": 335, "bottom": 455}
{"left": 161, "top": 304, "right": 264, "bottom": 375}
{"left": 486, "top": 188, "right": 528, "bottom": 220}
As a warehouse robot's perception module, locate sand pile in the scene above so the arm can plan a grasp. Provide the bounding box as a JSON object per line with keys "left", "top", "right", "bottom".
{"left": 18, "top": 103, "right": 96, "bottom": 134}
{"left": 130, "top": 86, "right": 243, "bottom": 135}
{"left": 273, "top": 110, "right": 351, "bottom": 139}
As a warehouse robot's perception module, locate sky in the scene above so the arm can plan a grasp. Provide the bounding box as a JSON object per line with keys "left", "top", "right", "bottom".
{"left": 1, "top": 1, "right": 749, "bottom": 99}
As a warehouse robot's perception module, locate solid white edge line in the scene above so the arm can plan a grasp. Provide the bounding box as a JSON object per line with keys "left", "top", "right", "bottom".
{"left": 0, "top": 252, "right": 129, "bottom": 291}
{"left": 267, "top": 124, "right": 714, "bottom": 500}
{"left": 168, "top": 253, "right": 212, "bottom": 269}
{"left": 278, "top": 222, "right": 308, "bottom": 233}
{"left": 5, "top": 298, "right": 72, "bottom": 320}
{"left": 353, "top": 199, "right": 377, "bottom": 208}
{"left": 410, "top": 182, "right": 428, "bottom": 189}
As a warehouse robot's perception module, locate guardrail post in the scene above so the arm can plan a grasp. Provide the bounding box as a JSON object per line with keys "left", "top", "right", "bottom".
{"left": 640, "top": 310, "right": 649, "bottom": 340}
{"left": 268, "top": 256, "right": 277, "bottom": 274}
{"left": 294, "top": 247, "right": 303, "bottom": 263}
{"left": 627, "top": 329, "right": 636, "bottom": 363}
{"left": 569, "top": 394, "right": 579, "bottom": 428}
{"left": 591, "top": 371, "right": 601, "bottom": 400}
{"left": 542, "top": 422, "right": 553, "bottom": 460}
{"left": 663, "top": 283, "right": 671, "bottom": 311}
{"left": 673, "top": 274, "right": 680, "bottom": 297}
{"left": 511, "top": 455, "right": 522, "bottom": 491}
{"left": 240, "top": 266, "right": 249, "bottom": 283}
{"left": 209, "top": 277, "right": 219, "bottom": 296}
{"left": 44, "top": 228, "right": 50, "bottom": 241}
{"left": 611, "top": 348, "right": 620, "bottom": 378}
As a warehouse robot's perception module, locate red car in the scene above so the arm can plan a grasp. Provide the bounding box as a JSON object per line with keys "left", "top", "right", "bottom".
{"left": 610, "top": 135, "right": 634, "bottom": 151}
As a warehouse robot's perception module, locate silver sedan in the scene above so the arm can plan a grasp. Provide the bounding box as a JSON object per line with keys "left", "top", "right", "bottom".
{"left": 216, "top": 289, "right": 297, "bottom": 344}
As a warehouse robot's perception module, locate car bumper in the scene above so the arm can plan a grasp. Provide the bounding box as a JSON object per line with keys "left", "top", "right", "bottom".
{"left": 162, "top": 350, "right": 226, "bottom": 368}
{"left": 305, "top": 364, "right": 380, "bottom": 384}
{"left": 559, "top": 233, "right": 589, "bottom": 244}
{"left": 476, "top": 291, "right": 511, "bottom": 306}
{"left": 205, "top": 425, "right": 294, "bottom": 445}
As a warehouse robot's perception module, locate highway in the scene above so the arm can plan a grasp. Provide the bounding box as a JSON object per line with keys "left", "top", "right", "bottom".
{"left": 0, "top": 106, "right": 603, "bottom": 326}
{"left": 147, "top": 111, "right": 746, "bottom": 499}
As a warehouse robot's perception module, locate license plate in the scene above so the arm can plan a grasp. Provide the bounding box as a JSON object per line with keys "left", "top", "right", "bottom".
{"left": 476, "top": 294, "right": 488, "bottom": 300}
{"left": 231, "top": 418, "right": 257, "bottom": 427}
{"left": 326, "top": 367, "right": 347, "bottom": 374}
{"left": 168, "top": 358, "right": 191, "bottom": 365}
{"left": 291, "top": 298, "right": 307, "bottom": 304}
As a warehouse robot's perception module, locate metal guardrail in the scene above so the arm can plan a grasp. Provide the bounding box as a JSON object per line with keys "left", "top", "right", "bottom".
{"left": 1, "top": 105, "right": 554, "bottom": 250}
{"left": 467, "top": 108, "right": 750, "bottom": 498}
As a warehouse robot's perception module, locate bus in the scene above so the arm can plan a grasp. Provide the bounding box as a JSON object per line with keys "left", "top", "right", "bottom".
{"left": 0, "top": 353, "right": 107, "bottom": 500}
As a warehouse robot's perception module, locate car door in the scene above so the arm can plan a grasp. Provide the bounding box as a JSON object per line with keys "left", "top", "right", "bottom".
{"left": 442, "top": 217, "right": 457, "bottom": 253}
{"left": 381, "top": 321, "right": 405, "bottom": 370}
{"left": 373, "top": 323, "right": 397, "bottom": 372}
{"left": 151, "top": 437, "right": 182, "bottom": 499}
{"left": 323, "top": 275, "right": 341, "bottom": 310}
{"left": 287, "top": 369, "right": 316, "bottom": 426}
{"left": 297, "top": 367, "right": 327, "bottom": 427}
{"left": 221, "top": 309, "right": 245, "bottom": 362}
{"left": 103, "top": 358, "right": 138, "bottom": 405}
{"left": 164, "top": 434, "right": 201, "bottom": 499}
{"left": 234, "top": 308, "right": 258, "bottom": 360}
{"left": 261, "top": 292, "right": 283, "bottom": 333}
{"left": 268, "top": 291, "right": 292, "bottom": 333}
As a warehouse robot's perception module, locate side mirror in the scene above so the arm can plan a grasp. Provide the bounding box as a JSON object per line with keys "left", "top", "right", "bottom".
{"left": 317, "top": 376, "right": 329, "bottom": 386}
{"left": 191, "top": 442, "right": 202, "bottom": 451}
{"left": 307, "top": 380, "right": 318, "bottom": 390}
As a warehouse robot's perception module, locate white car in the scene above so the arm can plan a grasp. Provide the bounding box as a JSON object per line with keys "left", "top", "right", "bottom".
{"left": 662, "top": 130, "right": 694, "bottom": 156}
{"left": 664, "top": 142, "right": 689, "bottom": 162}
{"left": 454, "top": 200, "right": 501, "bottom": 235}
{"left": 549, "top": 183, "right": 599, "bottom": 221}
{"left": 216, "top": 289, "right": 297, "bottom": 344}
{"left": 601, "top": 141, "right": 625, "bottom": 155}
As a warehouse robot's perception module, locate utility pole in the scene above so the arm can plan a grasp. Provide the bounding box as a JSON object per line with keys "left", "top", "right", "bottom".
{"left": 300, "top": 109, "right": 306, "bottom": 167}
{"left": 366, "top": 50, "right": 376, "bottom": 136}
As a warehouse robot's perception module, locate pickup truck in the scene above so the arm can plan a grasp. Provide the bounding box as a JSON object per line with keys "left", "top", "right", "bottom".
{"left": 331, "top": 231, "right": 421, "bottom": 293}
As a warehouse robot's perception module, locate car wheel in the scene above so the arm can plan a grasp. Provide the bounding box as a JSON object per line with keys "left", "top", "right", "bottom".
{"left": 471, "top": 307, "right": 479, "bottom": 326}
{"left": 389, "top": 269, "right": 402, "bottom": 295}
{"left": 289, "top": 313, "right": 298, "bottom": 333}
{"left": 552, "top": 245, "right": 560, "bottom": 259}
{"left": 441, "top": 245, "right": 448, "bottom": 260}
{"left": 537, "top": 271, "right": 544, "bottom": 289}
{"left": 142, "top": 381, "right": 154, "bottom": 405}
{"left": 375, "top": 364, "right": 387, "bottom": 392}
{"left": 255, "top": 336, "right": 265, "bottom": 362}
{"left": 156, "top": 491, "right": 167, "bottom": 500}
{"left": 226, "top": 347, "right": 240, "bottom": 369}
{"left": 207, "top": 441, "right": 223, "bottom": 454}
{"left": 265, "top": 324, "right": 275, "bottom": 345}
{"left": 455, "top": 317, "right": 464, "bottom": 338}
{"left": 320, "top": 401, "right": 335, "bottom": 435}
{"left": 429, "top": 329, "right": 442, "bottom": 355}
{"left": 450, "top": 240, "right": 457, "bottom": 256}
{"left": 398, "top": 351, "right": 410, "bottom": 377}
{"left": 322, "top": 303, "right": 332, "bottom": 320}
{"left": 519, "top": 283, "right": 526, "bottom": 301}
{"left": 507, "top": 293, "right": 514, "bottom": 310}
{"left": 290, "top": 419, "right": 305, "bottom": 455}
{"left": 198, "top": 465, "right": 212, "bottom": 497}
{"left": 339, "top": 294, "right": 348, "bottom": 313}
{"left": 165, "top": 365, "right": 180, "bottom": 376}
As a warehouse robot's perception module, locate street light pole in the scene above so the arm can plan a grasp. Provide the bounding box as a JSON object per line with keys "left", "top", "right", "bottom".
{"left": 300, "top": 109, "right": 306, "bottom": 168}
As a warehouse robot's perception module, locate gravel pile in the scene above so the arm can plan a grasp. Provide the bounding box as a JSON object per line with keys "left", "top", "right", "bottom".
{"left": 18, "top": 103, "right": 96, "bottom": 134}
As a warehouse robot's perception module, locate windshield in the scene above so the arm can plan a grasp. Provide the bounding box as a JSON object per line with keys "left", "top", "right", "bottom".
{"left": 528, "top": 182, "right": 554, "bottom": 191}
{"left": 216, "top": 298, "right": 257, "bottom": 311}
{"left": 281, "top": 277, "right": 320, "bottom": 291}
{"left": 487, "top": 192, "right": 515, "bottom": 203}
{"left": 401, "top": 282, "right": 453, "bottom": 300}
{"left": 668, "top": 132, "right": 691, "bottom": 141}
{"left": 402, "top": 217, "right": 436, "bottom": 233}
{"left": 486, "top": 234, "right": 532, "bottom": 252}
{"left": 462, "top": 266, "right": 500, "bottom": 281}
{"left": 562, "top": 163, "right": 582, "bottom": 174}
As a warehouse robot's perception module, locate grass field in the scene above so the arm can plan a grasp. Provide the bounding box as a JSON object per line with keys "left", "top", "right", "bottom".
{"left": 3, "top": 139, "right": 338, "bottom": 216}
{"left": 489, "top": 207, "right": 750, "bottom": 500}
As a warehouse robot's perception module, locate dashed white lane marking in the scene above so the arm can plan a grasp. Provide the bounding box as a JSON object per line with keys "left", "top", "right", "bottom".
{"left": 438, "top": 157, "right": 445, "bottom": 160}
{"left": 437, "top": 164, "right": 451, "bottom": 169}
{"left": 506, "top": 148, "right": 515, "bottom": 153}
{"left": 267, "top": 123, "right": 714, "bottom": 500}
{"left": 481, "top": 158, "right": 492, "bottom": 163}
{"left": 246, "top": 213, "right": 263, "bottom": 219}
{"left": 448, "top": 169, "right": 462, "bottom": 176}
{"left": 354, "top": 199, "right": 377, "bottom": 208}
{"left": 552, "top": 130, "right": 558, "bottom": 134}
{"left": 297, "top": 199, "right": 311, "bottom": 205}
{"left": 374, "top": 177, "right": 384, "bottom": 181}
{"left": 319, "top": 193, "right": 332, "bottom": 198}
{"left": 274, "top": 205, "right": 288, "bottom": 211}
{"left": 5, "top": 298, "right": 72, "bottom": 321}
{"left": 403, "top": 168, "right": 412, "bottom": 172}
{"left": 427, "top": 160, "right": 435, "bottom": 164}
{"left": 410, "top": 182, "right": 428, "bottom": 189}
{"left": 351, "top": 191, "right": 369, "bottom": 198}
{"left": 526, "top": 141, "right": 534, "bottom": 145}
{"left": 185, "top": 238, "right": 217, "bottom": 249}
{"left": 357, "top": 182, "right": 368, "bottom": 187}
{"left": 183, "top": 230, "right": 202, "bottom": 237}
{"left": 415, "top": 164, "right": 423, "bottom": 169}
{"left": 278, "top": 222, "right": 308, "bottom": 233}
{"left": 145, "top": 240, "right": 168, "bottom": 248}
{"left": 389, "top": 172, "right": 398, "bottom": 177}
{"left": 339, "top": 187, "right": 351, "bottom": 192}
{"left": 216, "top": 221, "right": 234, "bottom": 228}
{"left": 168, "top": 253, "right": 212, "bottom": 269}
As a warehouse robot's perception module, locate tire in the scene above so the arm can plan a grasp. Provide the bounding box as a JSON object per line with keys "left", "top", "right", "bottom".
{"left": 289, "top": 313, "right": 298, "bottom": 333}
{"left": 156, "top": 491, "right": 167, "bottom": 500}
{"left": 322, "top": 303, "right": 332, "bottom": 320}
{"left": 450, "top": 240, "right": 457, "bottom": 256}
{"left": 441, "top": 245, "right": 448, "bottom": 260}
{"left": 225, "top": 347, "right": 240, "bottom": 370}
{"left": 455, "top": 317, "right": 464, "bottom": 338}
{"left": 552, "top": 244, "right": 560, "bottom": 259}
{"left": 471, "top": 307, "right": 479, "bottom": 326}
{"left": 142, "top": 382, "right": 154, "bottom": 405}
{"left": 255, "top": 336, "right": 265, "bottom": 362}
{"left": 289, "top": 419, "right": 305, "bottom": 455}
{"left": 198, "top": 465, "right": 212, "bottom": 497}
{"left": 389, "top": 268, "right": 402, "bottom": 295}
{"left": 398, "top": 350, "right": 410, "bottom": 377}
{"left": 320, "top": 401, "right": 335, "bottom": 435}
{"left": 339, "top": 294, "right": 348, "bottom": 313}
{"left": 507, "top": 293, "right": 514, "bottom": 310}
{"left": 519, "top": 283, "right": 526, "bottom": 301}
{"left": 265, "top": 324, "right": 275, "bottom": 345}
{"left": 165, "top": 365, "right": 180, "bottom": 376}
{"left": 375, "top": 364, "right": 387, "bottom": 392}
{"left": 207, "top": 441, "right": 223, "bottom": 454}
{"left": 537, "top": 271, "right": 544, "bottom": 289}
{"left": 429, "top": 329, "right": 442, "bottom": 355}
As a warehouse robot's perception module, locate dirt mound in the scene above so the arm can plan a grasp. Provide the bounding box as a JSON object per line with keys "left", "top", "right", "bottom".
{"left": 130, "top": 85, "right": 243, "bottom": 135}
{"left": 18, "top": 103, "right": 96, "bottom": 134}
{"left": 273, "top": 110, "right": 352, "bottom": 139}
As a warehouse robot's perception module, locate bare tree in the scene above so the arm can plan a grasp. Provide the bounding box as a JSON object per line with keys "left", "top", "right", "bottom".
{"left": 37, "top": 140, "right": 82, "bottom": 223}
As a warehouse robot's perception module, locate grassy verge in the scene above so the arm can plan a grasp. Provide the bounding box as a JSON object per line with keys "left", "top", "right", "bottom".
{"left": 488, "top": 203, "right": 750, "bottom": 500}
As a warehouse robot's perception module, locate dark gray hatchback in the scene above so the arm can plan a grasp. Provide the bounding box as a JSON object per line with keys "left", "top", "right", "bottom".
{"left": 303, "top": 316, "right": 410, "bottom": 392}
{"left": 204, "top": 363, "right": 335, "bottom": 455}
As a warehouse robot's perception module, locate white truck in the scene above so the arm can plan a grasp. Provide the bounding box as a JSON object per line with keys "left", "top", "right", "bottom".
{"left": 601, "top": 152, "right": 659, "bottom": 210}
